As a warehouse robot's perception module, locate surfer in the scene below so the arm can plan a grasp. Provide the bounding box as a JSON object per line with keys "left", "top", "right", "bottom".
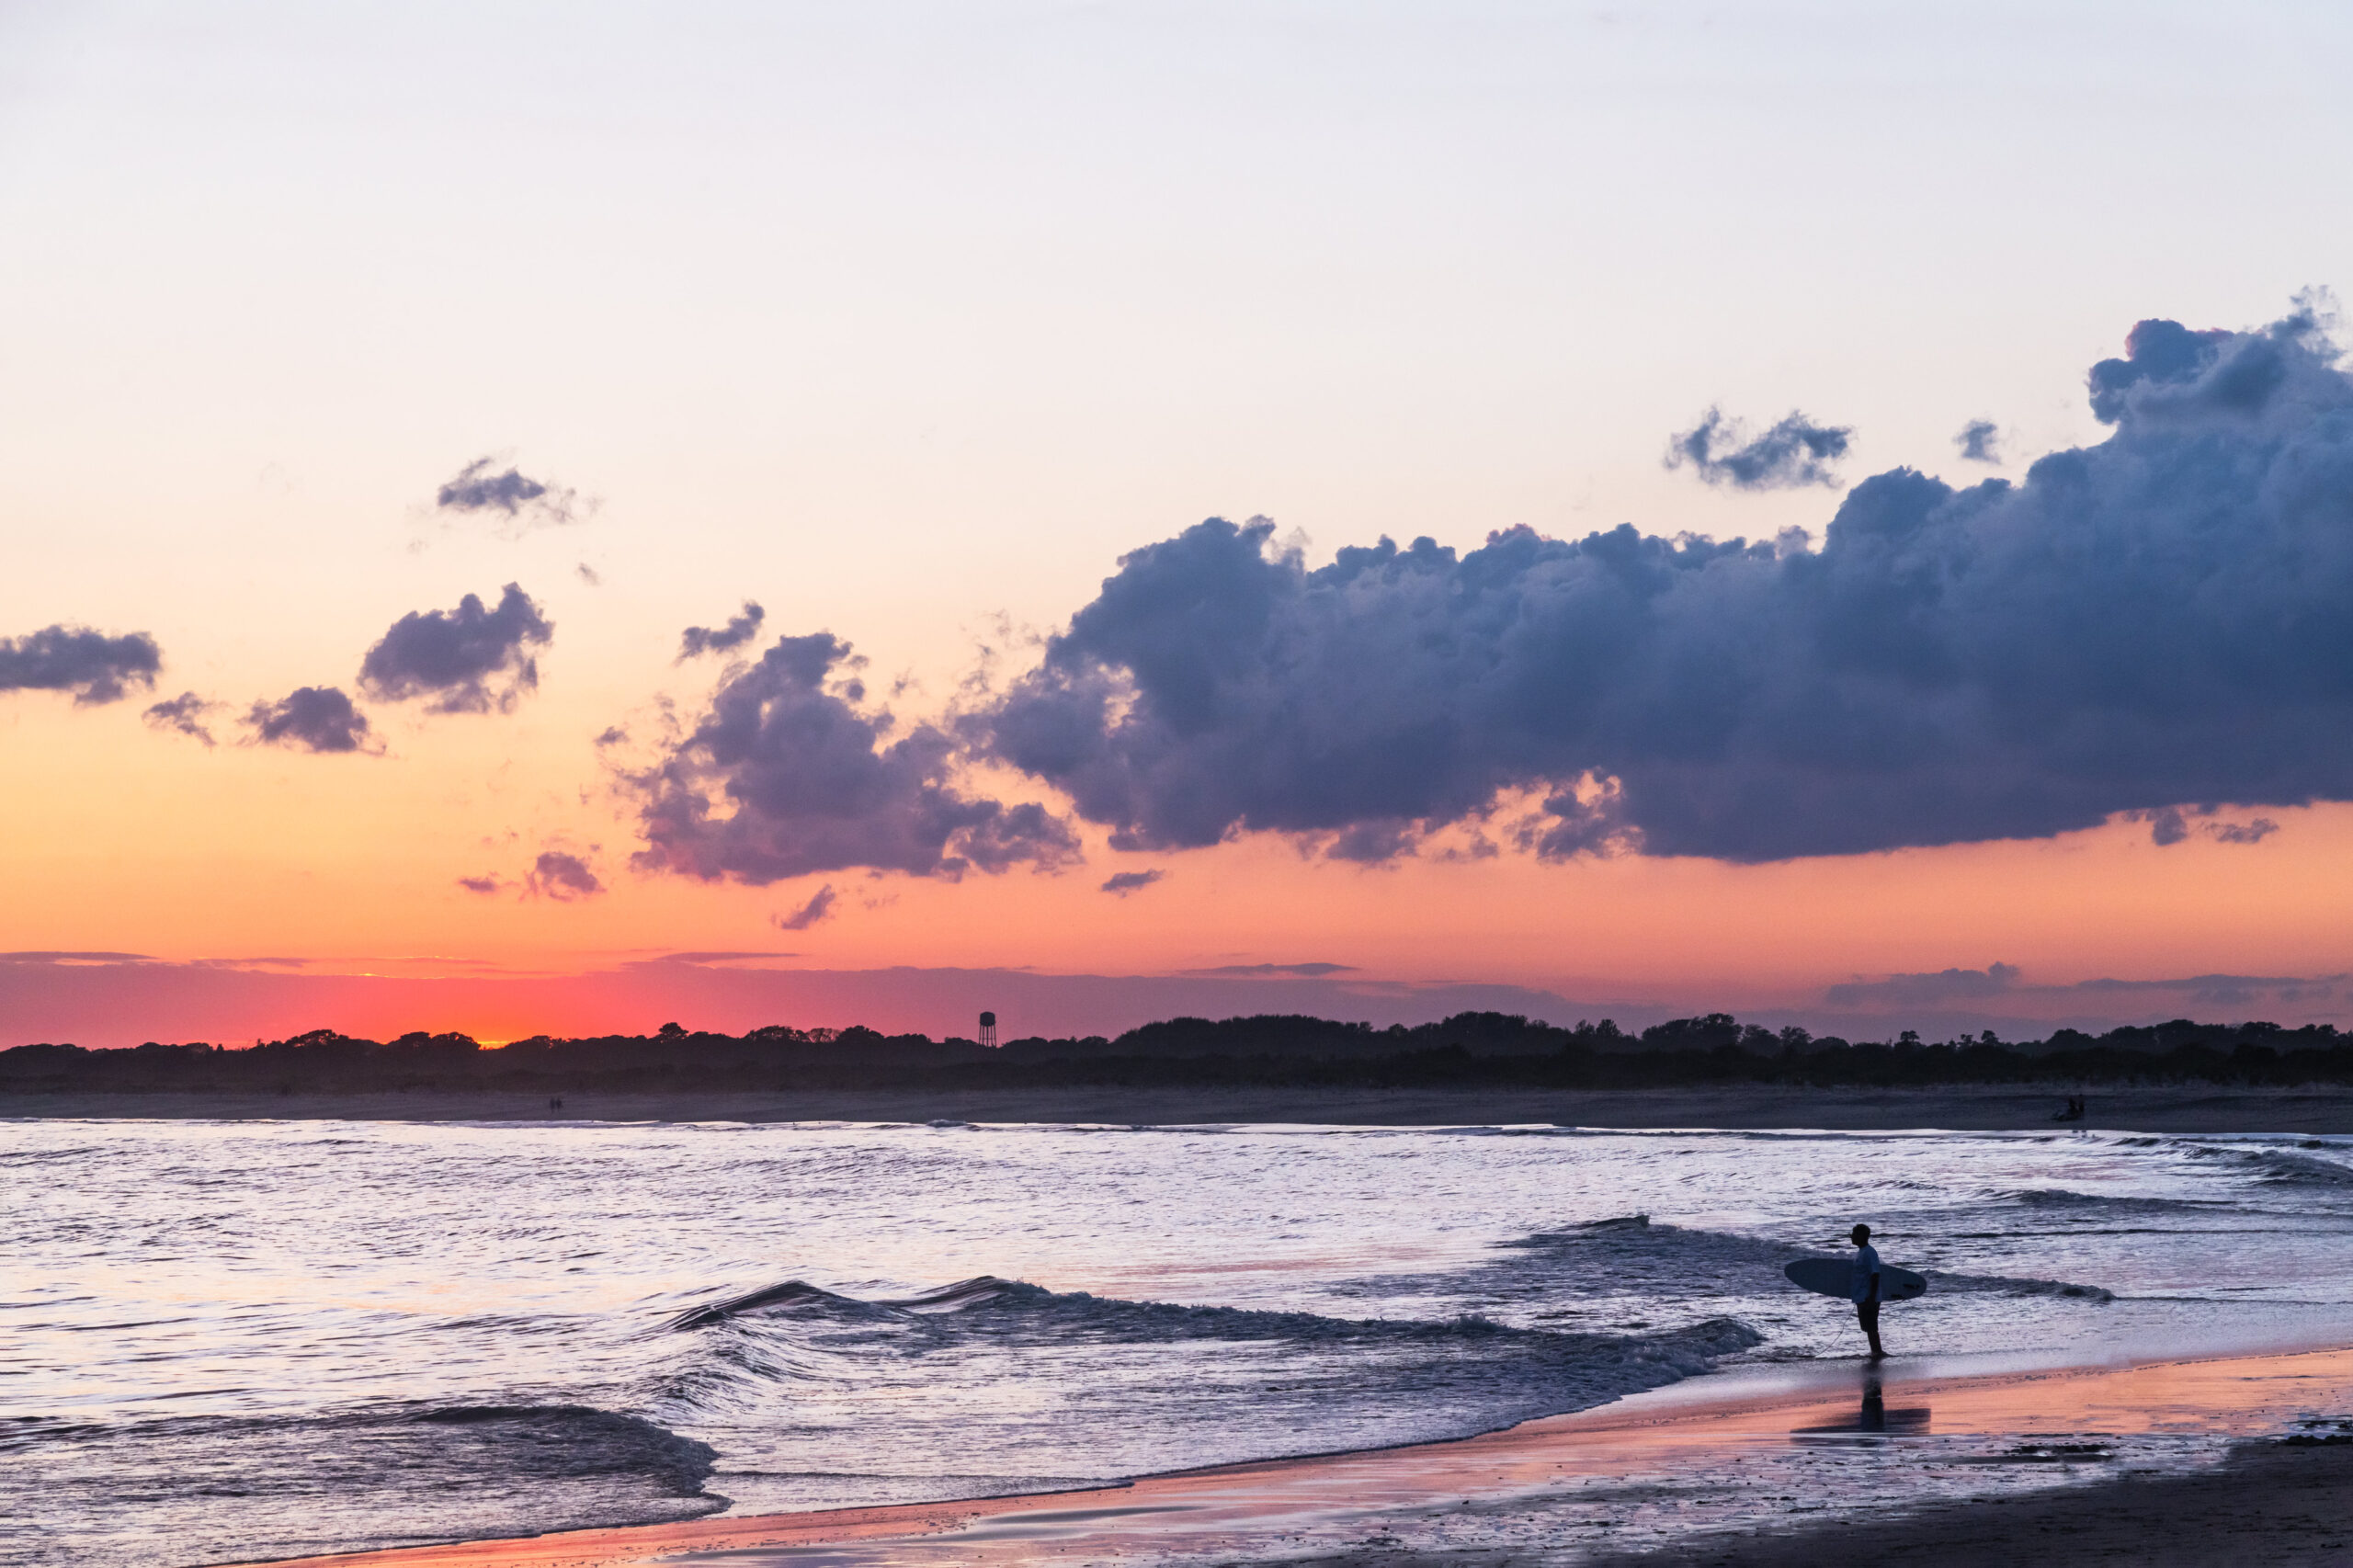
{"left": 1850, "top": 1222, "right": 1886, "bottom": 1359}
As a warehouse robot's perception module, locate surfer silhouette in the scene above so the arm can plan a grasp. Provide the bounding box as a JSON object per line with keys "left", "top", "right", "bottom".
{"left": 1850, "top": 1222, "right": 1886, "bottom": 1359}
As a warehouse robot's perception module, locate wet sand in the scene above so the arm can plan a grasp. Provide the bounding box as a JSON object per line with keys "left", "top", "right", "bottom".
{"left": 1572, "top": 1437, "right": 2353, "bottom": 1566}
{"left": 233, "top": 1344, "right": 2353, "bottom": 1568}
{"left": 20, "top": 1083, "right": 2353, "bottom": 1131}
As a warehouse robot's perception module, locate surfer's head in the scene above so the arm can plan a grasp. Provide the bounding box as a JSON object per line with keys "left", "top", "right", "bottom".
{"left": 1850, "top": 1223, "right": 1871, "bottom": 1244}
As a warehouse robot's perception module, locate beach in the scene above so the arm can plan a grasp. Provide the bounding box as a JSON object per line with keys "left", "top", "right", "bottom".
{"left": 15, "top": 1082, "right": 2353, "bottom": 1131}
{"left": 230, "top": 1345, "right": 2353, "bottom": 1566}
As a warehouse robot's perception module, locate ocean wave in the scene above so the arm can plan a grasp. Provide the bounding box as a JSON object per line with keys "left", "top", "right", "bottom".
{"left": 2234, "top": 1148, "right": 2353, "bottom": 1187}
{"left": 665, "top": 1274, "right": 1017, "bottom": 1330}
{"left": 1336, "top": 1216, "right": 2122, "bottom": 1316}
{"left": 654, "top": 1267, "right": 1765, "bottom": 1445}
{"left": 1920, "top": 1269, "right": 2116, "bottom": 1301}
{"left": 671, "top": 1266, "right": 1747, "bottom": 1352}
{"left": 1999, "top": 1187, "right": 2230, "bottom": 1214}
{"left": 0, "top": 1403, "right": 722, "bottom": 1568}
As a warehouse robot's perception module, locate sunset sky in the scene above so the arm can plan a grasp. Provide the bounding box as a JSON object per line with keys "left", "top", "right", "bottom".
{"left": 6, "top": 2, "right": 2353, "bottom": 1046}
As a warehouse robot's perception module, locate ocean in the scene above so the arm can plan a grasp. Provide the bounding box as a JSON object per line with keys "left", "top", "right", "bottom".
{"left": 8, "top": 1117, "right": 2353, "bottom": 1567}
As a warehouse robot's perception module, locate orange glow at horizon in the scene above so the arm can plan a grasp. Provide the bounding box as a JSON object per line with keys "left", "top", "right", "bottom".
{"left": 6, "top": 673, "right": 2347, "bottom": 1038}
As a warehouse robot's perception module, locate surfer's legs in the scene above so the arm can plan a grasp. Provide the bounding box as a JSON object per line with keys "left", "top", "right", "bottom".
{"left": 1857, "top": 1301, "right": 1884, "bottom": 1358}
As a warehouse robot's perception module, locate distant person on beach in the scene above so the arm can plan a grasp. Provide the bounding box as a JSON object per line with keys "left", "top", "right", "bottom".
{"left": 1850, "top": 1222, "right": 1886, "bottom": 1359}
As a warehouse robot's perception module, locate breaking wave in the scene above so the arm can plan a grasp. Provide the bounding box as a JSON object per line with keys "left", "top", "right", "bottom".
{"left": 0, "top": 1403, "right": 721, "bottom": 1568}
{"left": 654, "top": 1266, "right": 1764, "bottom": 1481}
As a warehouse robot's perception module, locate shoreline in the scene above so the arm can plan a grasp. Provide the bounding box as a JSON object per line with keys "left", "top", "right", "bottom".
{"left": 20, "top": 1082, "right": 2353, "bottom": 1131}
{"left": 232, "top": 1341, "right": 2353, "bottom": 1567}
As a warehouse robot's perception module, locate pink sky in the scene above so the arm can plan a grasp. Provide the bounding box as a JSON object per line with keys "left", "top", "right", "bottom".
{"left": 4, "top": 7, "right": 2350, "bottom": 1050}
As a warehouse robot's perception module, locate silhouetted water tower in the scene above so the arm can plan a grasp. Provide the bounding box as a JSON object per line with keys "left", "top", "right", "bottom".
{"left": 978, "top": 1010, "right": 998, "bottom": 1048}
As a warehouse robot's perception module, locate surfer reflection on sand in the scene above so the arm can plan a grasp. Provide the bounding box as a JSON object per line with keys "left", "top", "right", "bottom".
{"left": 1792, "top": 1369, "right": 1933, "bottom": 1444}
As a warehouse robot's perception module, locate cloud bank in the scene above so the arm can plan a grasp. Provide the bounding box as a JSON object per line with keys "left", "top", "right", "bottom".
{"left": 0, "top": 625, "right": 161, "bottom": 705}
{"left": 1825, "top": 962, "right": 2022, "bottom": 1006}
{"left": 358, "top": 584, "right": 552, "bottom": 714}
{"left": 983, "top": 303, "right": 2353, "bottom": 863}
{"left": 632, "top": 632, "right": 1080, "bottom": 883}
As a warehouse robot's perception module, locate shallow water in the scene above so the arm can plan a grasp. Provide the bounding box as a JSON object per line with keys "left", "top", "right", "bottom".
{"left": 6, "top": 1119, "right": 2353, "bottom": 1566}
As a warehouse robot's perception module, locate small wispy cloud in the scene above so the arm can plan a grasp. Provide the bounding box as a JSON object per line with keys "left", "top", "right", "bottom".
{"left": 1955, "top": 418, "right": 2002, "bottom": 462}
{"left": 1665, "top": 408, "right": 1852, "bottom": 489}
{"left": 247, "top": 687, "right": 379, "bottom": 755}
{"left": 525, "top": 851, "right": 604, "bottom": 901}
{"left": 435, "top": 457, "right": 593, "bottom": 535}
{"left": 774, "top": 884, "right": 837, "bottom": 931}
{"left": 679, "top": 602, "right": 767, "bottom": 661}
{"left": 143, "top": 691, "right": 225, "bottom": 746}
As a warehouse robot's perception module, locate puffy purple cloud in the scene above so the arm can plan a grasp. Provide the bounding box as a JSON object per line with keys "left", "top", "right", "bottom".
{"left": 980, "top": 303, "right": 2353, "bottom": 864}
{"left": 455, "top": 875, "right": 504, "bottom": 894}
{"left": 1099, "top": 869, "right": 1165, "bottom": 895}
{"left": 358, "top": 584, "right": 552, "bottom": 715}
{"left": 631, "top": 631, "right": 1080, "bottom": 883}
{"left": 1956, "top": 418, "right": 2002, "bottom": 462}
{"left": 1665, "top": 408, "right": 1851, "bottom": 489}
{"left": 679, "top": 602, "right": 767, "bottom": 661}
{"left": 247, "top": 687, "right": 376, "bottom": 755}
{"left": 0, "top": 625, "right": 161, "bottom": 705}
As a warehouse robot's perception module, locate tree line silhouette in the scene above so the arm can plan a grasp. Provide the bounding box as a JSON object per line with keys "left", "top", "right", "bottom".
{"left": 2, "top": 1011, "right": 2350, "bottom": 1095}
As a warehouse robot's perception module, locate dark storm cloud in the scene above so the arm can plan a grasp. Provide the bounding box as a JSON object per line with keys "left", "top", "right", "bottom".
{"left": 142, "top": 691, "right": 223, "bottom": 745}
{"left": 1099, "top": 869, "right": 1164, "bottom": 895}
{"left": 631, "top": 631, "right": 1082, "bottom": 884}
{"left": 526, "top": 851, "right": 604, "bottom": 901}
{"left": 247, "top": 687, "right": 376, "bottom": 754}
{"left": 978, "top": 304, "right": 2353, "bottom": 864}
{"left": 1824, "top": 962, "right": 2020, "bottom": 1006}
{"left": 358, "top": 584, "right": 552, "bottom": 714}
{"left": 435, "top": 458, "right": 586, "bottom": 531}
{"left": 773, "top": 884, "right": 837, "bottom": 930}
{"left": 678, "top": 601, "right": 767, "bottom": 661}
{"left": 1956, "top": 419, "right": 2002, "bottom": 463}
{"left": 1665, "top": 408, "right": 1852, "bottom": 489}
{"left": 0, "top": 625, "right": 161, "bottom": 705}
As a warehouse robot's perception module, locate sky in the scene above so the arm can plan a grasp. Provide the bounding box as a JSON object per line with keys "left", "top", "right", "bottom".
{"left": 5, "top": 0, "right": 2353, "bottom": 1046}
